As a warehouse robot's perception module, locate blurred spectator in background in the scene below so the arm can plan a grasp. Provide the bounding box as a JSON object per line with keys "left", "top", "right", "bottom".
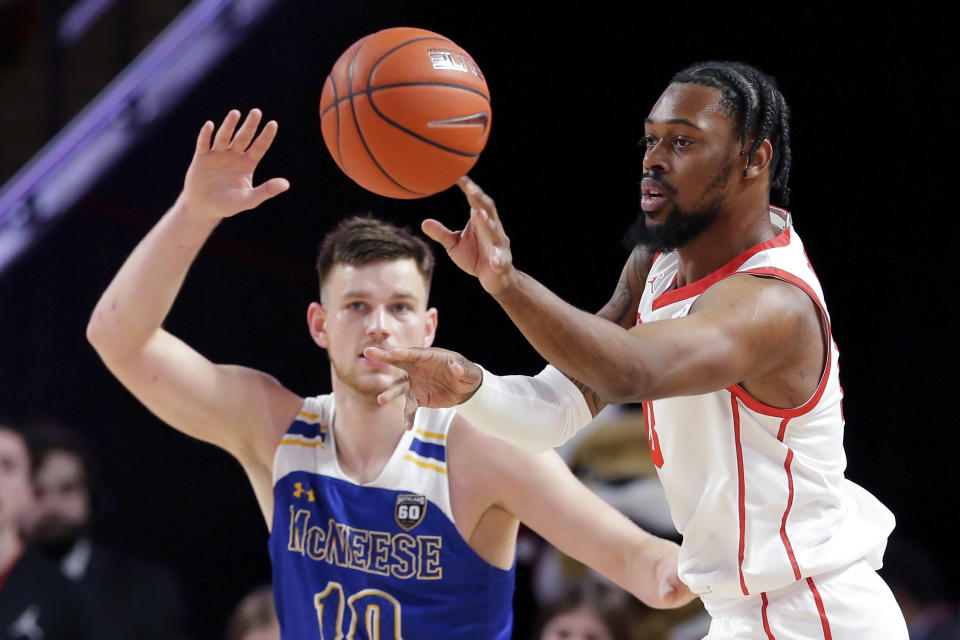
{"left": 537, "top": 583, "right": 634, "bottom": 640}
{"left": 0, "top": 416, "right": 90, "bottom": 640}
{"left": 522, "top": 406, "right": 711, "bottom": 640}
{"left": 881, "top": 534, "right": 959, "bottom": 640}
{"left": 223, "top": 584, "right": 280, "bottom": 640}
{"left": 20, "top": 421, "right": 190, "bottom": 640}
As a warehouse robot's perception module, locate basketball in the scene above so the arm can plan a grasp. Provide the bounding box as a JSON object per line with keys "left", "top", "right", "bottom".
{"left": 319, "top": 27, "right": 491, "bottom": 199}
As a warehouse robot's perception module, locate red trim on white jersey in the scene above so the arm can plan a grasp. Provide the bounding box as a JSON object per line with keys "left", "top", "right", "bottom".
{"left": 761, "top": 592, "right": 777, "bottom": 640}
{"left": 731, "top": 393, "right": 749, "bottom": 596}
{"left": 652, "top": 228, "right": 792, "bottom": 311}
{"left": 725, "top": 267, "right": 832, "bottom": 419}
{"left": 807, "top": 577, "right": 834, "bottom": 640}
{"left": 777, "top": 417, "right": 802, "bottom": 580}
{"left": 780, "top": 448, "right": 802, "bottom": 580}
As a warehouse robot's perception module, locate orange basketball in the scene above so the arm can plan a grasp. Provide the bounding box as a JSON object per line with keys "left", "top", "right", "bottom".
{"left": 319, "top": 27, "right": 491, "bottom": 199}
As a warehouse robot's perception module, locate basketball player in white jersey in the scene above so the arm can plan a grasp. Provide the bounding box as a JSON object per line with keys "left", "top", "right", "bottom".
{"left": 366, "top": 61, "right": 910, "bottom": 639}
{"left": 85, "top": 109, "right": 693, "bottom": 639}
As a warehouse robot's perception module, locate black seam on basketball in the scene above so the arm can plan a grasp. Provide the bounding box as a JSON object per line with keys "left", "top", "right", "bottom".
{"left": 347, "top": 37, "right": 423, "bottom": 196}
{"left": 318, "top": 82, "right": 490, "bottom": 119}
{"left": 326, "top": 73, "right": 343, "bottom": 168}
{"left": 365, "top": 36, "right": 485, "bottom": 157}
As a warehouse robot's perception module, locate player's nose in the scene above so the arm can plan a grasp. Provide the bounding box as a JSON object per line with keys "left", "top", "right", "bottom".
{"left": 642, "top": 140, "right": 670, "bottom": 173}
{"left": 365, "top": 305, "right": 391, "bottom": 338}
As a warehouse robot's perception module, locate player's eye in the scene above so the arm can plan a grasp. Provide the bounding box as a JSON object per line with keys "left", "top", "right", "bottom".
{"left": 640, "top": 134, "right": 657, "bottom": 148}
{"left": 674, "top": 137, "right": 692, "bottom": 149}
{"left": 347, "top": 301, "right": 366, "bottom": 312}
{"left": 391, "top": 303, "right": 410, "bottom": 313}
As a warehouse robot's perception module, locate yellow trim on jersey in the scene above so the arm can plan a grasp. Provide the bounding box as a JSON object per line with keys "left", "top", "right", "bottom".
{"left": 280, "top": 437, "right": 326, "bottom": 450}
{"left": 403, "top": 454, "right": 447, "bottom": 475}
{"left": 415, "top": 428, "right": 446, "bottom": 441}
{"left": 298, "top": 410, "right": 322, "bottom": 421}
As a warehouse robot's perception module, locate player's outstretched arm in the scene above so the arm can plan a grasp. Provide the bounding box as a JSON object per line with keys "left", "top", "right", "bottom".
{"left": 453, "top": 417, "right": 694, "bottom": 609}
{"left": 86, "top": 110, "right": 300, "bottom": 466}
{"left": 364, "top": 246, "right": 654, "bottom": 426}
{"left": 430, "top": 177, "right": 816, "bottom": 406}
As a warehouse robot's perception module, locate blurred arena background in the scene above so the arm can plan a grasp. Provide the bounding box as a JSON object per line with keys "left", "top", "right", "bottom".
{"left": 1, "top": 1, "right": 955, "bottom": 637}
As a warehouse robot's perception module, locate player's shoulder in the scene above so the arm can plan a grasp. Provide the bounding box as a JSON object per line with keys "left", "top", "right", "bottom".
{"left": 297, "top": 393, "right": 334, "bottom": 425}
{"left": 700, "top": 268, "right": 813, "bottom": 318}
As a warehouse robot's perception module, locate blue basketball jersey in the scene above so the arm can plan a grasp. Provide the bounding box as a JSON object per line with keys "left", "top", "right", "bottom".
{"left": 269, "top": 395, "right": 515, "bottom": 639}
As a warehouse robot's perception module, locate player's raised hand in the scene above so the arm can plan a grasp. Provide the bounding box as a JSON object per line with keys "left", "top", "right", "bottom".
{"left": 364, "top": 345, "right": 483, "bottom": 429}
{"left": 421, "top": 176, "right": 515, "bottom": 295}
{"left": 180, "top": 109, "right": 290, "bottom": 220}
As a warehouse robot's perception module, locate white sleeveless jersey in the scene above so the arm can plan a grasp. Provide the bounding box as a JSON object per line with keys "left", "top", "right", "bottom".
{"left": 637, "top": 208, "right": 895, "bottom": 599}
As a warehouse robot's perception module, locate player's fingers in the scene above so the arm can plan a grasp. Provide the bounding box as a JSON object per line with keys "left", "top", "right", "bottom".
{"left": 403, "top": 390, "right": 419, "bottom": 430}
{"left": 195, "top": 121, "right": 214, "bottom": 155}
{"left": 363, "top": 346, "right": 428, "bottom": 365}
{"left": 471, "top": 208, "right": 511, "bottom": 270}
{"left": 249, "top": 177, "right": 290, "bottom": 208}
{"left": 247, "top": 120, "right": 279, "bottom": 163}
{"left": 458, "top": 176, "right": 500, "bottom": 222}
{"left": 421, "top": 219, "right": 459, "bottom": 251}
{"left": 363, "top": 345, "right": 396, "bottom": 364}
{"left": 213, "top": 110, "right": 241, "bottom": 150}
{"left": 376, "top": 375, "right": 410, "bottom": 406}
{"left": 476, "top": 207, "right": 508, "bottom": 244}
{"left": 231, "top": 108, "right": 262, "bottom": 152}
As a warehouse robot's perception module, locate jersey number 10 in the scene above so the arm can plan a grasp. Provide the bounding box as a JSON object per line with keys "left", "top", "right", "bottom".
{"left": 315, "top": 581, "right": 403, "bottom": 639}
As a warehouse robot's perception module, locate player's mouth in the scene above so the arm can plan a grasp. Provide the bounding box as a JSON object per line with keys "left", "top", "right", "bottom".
{"left": 641, "top": 178, "right": 671, "bottom": 212}
{"left": 358, "top": 348, "right": 389, "bottom": 368}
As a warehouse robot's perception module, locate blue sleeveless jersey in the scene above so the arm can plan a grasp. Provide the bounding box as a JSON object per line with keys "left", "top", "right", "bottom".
{"left": 269, "top": 395, "right": 515, "bottom": 639}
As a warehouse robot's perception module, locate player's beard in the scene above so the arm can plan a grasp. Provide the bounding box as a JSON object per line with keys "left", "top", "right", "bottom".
{"left": 625, "top": 162, "right": 731, "bottom": 253}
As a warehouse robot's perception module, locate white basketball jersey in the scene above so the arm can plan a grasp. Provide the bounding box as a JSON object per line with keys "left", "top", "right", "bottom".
{"left": 637, "top": 208, "right": 895, "bottom": 599}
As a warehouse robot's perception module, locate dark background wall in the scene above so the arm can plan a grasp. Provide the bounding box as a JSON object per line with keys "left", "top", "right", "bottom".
{"left": 1, "top": 1, "right": 956, "bottom": 638}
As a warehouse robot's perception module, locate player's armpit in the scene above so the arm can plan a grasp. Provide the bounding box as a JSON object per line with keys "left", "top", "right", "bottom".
{"left": 564, "top": 246, "right": 657, "bottom": 416}
{"left": 597, "top": 244, "right": 656, "bottom": 329}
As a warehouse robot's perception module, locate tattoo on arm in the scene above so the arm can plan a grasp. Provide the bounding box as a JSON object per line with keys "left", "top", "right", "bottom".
{"left": 571, "top": 376, "right": 607, "bottom": 417}
{"left": 597, "top": 246, "right": 654, "bottom": 328}
{"left": 568, "top": 246, "right": 656, "bottom": 416}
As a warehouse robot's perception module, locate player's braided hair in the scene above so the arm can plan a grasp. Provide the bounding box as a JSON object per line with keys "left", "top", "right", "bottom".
{"left": 671, "top": 61, "right": 792, "bottom": 206}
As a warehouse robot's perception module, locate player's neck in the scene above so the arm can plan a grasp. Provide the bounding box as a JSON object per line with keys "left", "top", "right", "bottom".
{"left": 0, "top": 529, "right": 23, "bottom": 576}
{"left": 331, "top": 385, "right": 406, "bottom": 485}
{"left": 675, "top": 201, "right": 777, "bottom": 287}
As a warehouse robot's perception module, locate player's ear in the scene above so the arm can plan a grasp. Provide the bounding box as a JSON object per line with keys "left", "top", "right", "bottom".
{"left": 307, "top": 302, "right": 329, "bottom": 349}
{"left": 743, "top": 138, "right": 773, "bottom": 179}
{"left": 423, "top": 307, "right": 438, "bottom": 347}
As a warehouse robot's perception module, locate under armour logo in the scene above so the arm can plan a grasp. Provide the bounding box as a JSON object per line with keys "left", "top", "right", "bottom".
{"left": 293, "top": 482, "right": 316, "bottom": 502}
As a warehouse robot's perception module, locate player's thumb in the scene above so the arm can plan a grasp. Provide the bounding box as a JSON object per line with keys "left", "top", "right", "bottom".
{"left": 422, "top": 219, "right": 458, "bottom": 250}
{"left": 250, "top": 177, "right": 290, "bottom": 207}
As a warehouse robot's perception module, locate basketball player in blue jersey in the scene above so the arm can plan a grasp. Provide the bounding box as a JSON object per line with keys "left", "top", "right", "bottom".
{"left": 86, "top": 108, "right": 694, "bottom": 640}
{"left": 367, "top": 62, "right": 910, "bottom": 639}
